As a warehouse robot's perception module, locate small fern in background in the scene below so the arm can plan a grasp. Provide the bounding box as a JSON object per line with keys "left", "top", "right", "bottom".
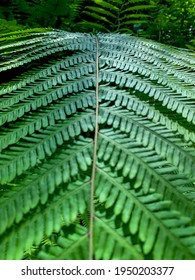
{"left": 0, "top": 29, "right": 195, "bottom": 260}
{"left": 80, "top": 0, "right": 155, "bottom": 32}
{"left": 60, "top": 0, "right": 86, "bottom": 31}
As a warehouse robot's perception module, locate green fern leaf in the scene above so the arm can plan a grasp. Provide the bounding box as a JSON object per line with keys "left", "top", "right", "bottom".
{"left": 0, "top": 29, "right": 194, "bottom": 260}
{"left": 37, "top": 224, "right": 88, "bottom": 260}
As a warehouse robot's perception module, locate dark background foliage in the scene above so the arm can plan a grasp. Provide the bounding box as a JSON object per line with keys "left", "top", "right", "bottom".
{"left": 0, "top": 0, "right": 194, "bottom": 48}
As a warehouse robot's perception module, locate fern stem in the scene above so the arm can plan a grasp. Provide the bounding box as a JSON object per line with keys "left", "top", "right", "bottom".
{"left": 89, "top": 36, "right": 99, "bottom": 260}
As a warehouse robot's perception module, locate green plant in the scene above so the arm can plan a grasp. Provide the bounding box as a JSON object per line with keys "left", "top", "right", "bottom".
{"left": 145, "top": 0, "right": 195, "bottom": 48}
{"left": 0, "top": 18, "right": 27, "bottom": 33}
{"left": 0, "top": 0, "right": 85, "bottom": 29}
{"left": 0, "top": 29, "right": 195, "bottom": 260}
{"left": 79, "top": 0, "right": 155, "bottom": 32}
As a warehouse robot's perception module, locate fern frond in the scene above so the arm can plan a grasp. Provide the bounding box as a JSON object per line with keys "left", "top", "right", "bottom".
{"left": 0, "top": 31, "right": 95, "bottom": 71}
{"left": 122, "top": 5, "right": 155, "bottom": 13}
{"left": 0, "top": 92, "right": 95, "bottom": 150}
{"left": 97, "top": 129, "right": 195, "bottom": 215}
{"left": 0, "top": 112, "right": 94, "bottom": 183}
{"left": 99, "top": 86, "right": 195, "bottom": 142}
{"left": 85, "top": 6, "right": 118, "bottom": 19}
{"left": 99, "top": 105, "right": 194, "bottom": 176}
{"left": 81, "top": 0, "right": 154, "bottom": 32}
{"left": 0, "top": 176, "right": 90, "bottom": 259}
{"left": 95, "top": 166, "right": 195, "bottom": 259}
{"left": 84, "top": 12, "right": 114, "bottom": 25}
{"left": 92, "top": 0, "right": 120, "bottom": 12}
{"left": 0, "top": 30, "right": 194, "bottom": 260}
{"left": 0, "top": 136, "right": 93, "bottom": 234}
{"left": 94, "top": 213, "right": 143, "bottom": 260}
{"left": 38, "top": 224, "right": 88, "bottom": 260}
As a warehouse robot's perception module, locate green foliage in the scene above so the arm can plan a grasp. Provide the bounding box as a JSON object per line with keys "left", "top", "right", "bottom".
{"left": 145, "top": 0, "right": 195, "bottom": 48}
{"left": 0, "top": 29, "right": 195, "bottom": 260}
{"left": 0, "top": 0, "right": 194, "bottom": 49}
{"left": 79, "top": 0, "right": 155, "bottom": 32}
{"left": 186, "top": 39, "right": 195, "bottom": 51}
{"left": 0, "top": 0, "right": 85, "bottom": 29}
{"left": 0, "top": 18, "right": 26, "bottom": 33}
